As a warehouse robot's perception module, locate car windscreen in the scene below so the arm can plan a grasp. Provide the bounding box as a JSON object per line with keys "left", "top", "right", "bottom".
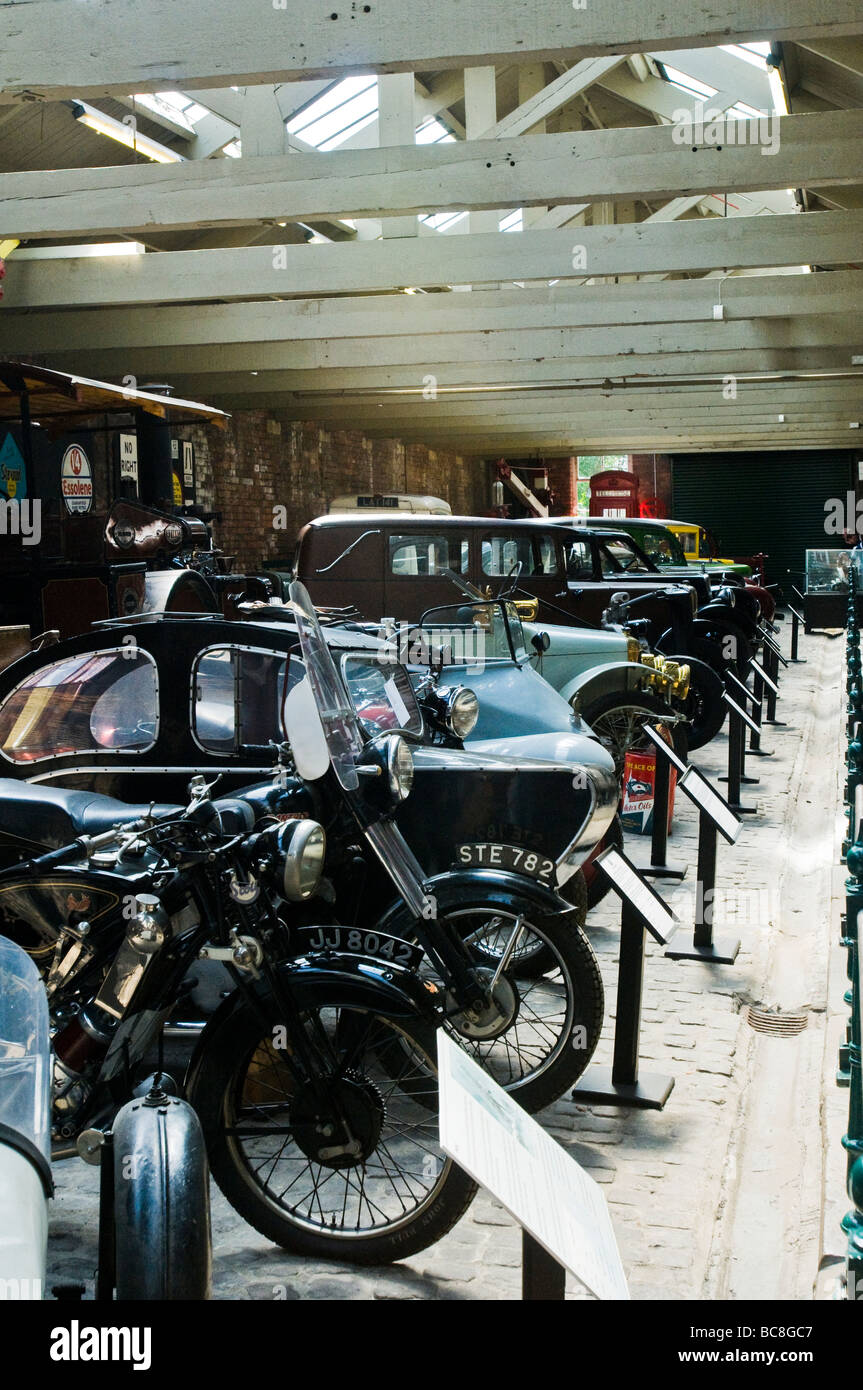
{"left": 341, "top": 657, "right": 425, "bottom": 737}
{"left": 638, "top": 528, "right": 689, "bottom": 567}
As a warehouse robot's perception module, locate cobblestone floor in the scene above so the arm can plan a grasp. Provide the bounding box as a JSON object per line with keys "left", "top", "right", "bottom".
{"left": 45, "top": 620, "right": 842, "bottom": 1301}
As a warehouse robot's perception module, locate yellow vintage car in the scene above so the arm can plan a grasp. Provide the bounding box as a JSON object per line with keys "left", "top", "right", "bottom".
{"left": 664, "top": 521, "right": 751, "bottom": 577}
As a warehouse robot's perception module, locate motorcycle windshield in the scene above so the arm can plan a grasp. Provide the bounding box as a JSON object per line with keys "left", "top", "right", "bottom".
{"left": 288, "top": 579, "right": 364, "bottom": 792}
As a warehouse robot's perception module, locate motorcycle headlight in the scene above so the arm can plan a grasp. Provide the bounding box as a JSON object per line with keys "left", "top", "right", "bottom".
{"left": 278, "top": 818, "right": 327, "bottom": 901}
{"left": 386, "top": 735, "right": 415, "bottom": 802}
{"left": 443, "top": 686, "right": 479, "bottom": 739}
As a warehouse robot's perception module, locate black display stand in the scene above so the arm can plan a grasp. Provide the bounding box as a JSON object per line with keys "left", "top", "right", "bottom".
{"left": 573, "top": 846, "right": 675, "bottom": 1111}
{"left": 522, "top": 1231, "right": 566, "bottom": 1300}
{"left": 760, "top": 637, "right": 786, "bottom": 724}
{"left": 723, "top": 673, "right": 762, "bottom": 781}
{"left": 664, "top": 766, "right": 742, "bottom": 965}
{"left": 642, "top": 732, "right": 687, "bottom": 881}
{"left": 719, "top": 691, "right": 759, "bottom": 814}
{"left": 788, "top": 606, "right": 806, "bottom": 663}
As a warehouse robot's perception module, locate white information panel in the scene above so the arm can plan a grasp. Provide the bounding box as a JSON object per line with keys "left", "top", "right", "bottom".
{"left": 679, "top": 767, "right": 742, "bottom": 845}
{"left": 641, "top": 722, "right": 688, "bottom": 775}
{"left": 437, "top": 1031, "right": 629, "bottom": 1301}
{"left": 726, "top": 671, "right": 761, "bottom": 709}
{"left": 595, "top": 846, "right": 676, "bottom": 943}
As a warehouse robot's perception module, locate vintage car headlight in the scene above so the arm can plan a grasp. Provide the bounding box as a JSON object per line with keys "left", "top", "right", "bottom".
{"left": 626, "top": 637, "right": 642, "bottom": 663}
{"left": 443, "top": 686, "right": 479, "bottom": 739}
{"left": 278, "top": 818, "right": 327, "bottom": 901}
{"left": 386, "top": 735, "right": 415, "bottom": 802}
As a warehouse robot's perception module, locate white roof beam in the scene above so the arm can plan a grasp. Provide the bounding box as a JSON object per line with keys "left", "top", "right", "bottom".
{"left": 2, "top": 1, "right": 861, "bottom": 103}
{"left": 4, "top": 110, "right": 860, "bottom": 241}
{"left": 4, "top": 210, "right": 861, "bottom": 309}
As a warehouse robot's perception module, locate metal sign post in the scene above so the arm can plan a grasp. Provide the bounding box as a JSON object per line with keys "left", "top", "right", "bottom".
{"left": 642, "top": 732, "right": 686, "bottom": 881}
{"left": 788, "top": 606, "right": 806, "bottom": 663}
{"left": 573, "top": 846, "right": 675, "bottom": 1110}
{"left": 664, "top": 765, "right": 743, "bottom": 966}
{"left": 719, "top": 691, "right": 759, "bottom": 815}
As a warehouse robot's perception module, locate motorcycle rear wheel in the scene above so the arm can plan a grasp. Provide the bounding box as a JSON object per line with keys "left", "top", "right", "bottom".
{"left": 188, "top": 998, "right": 476, "bottom": 1265}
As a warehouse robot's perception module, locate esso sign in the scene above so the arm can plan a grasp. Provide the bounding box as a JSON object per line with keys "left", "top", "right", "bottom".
{"left": 61, "top": 444, "right": 93, "bottom": 514}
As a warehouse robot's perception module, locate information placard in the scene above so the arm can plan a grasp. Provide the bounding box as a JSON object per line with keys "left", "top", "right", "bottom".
{"left": 722, "top": 690, "right": 760, "bottom": 734}
{"left": 437, "top": 1032, "right": 629, "bottom": 1301}
{"left": 725, "top": 669, "right": 761, "bottom": 709}
{"left": 594, "top": 846, "right": 676, "bottom": 944}
{"left": 679, "top": 766, "right": 741, "bottom": 845}
{"left": 749, "top": 655, "right": 779, "bottom": 695}
{"left": 641, "top": 721, "right": 688, "bottom": 775}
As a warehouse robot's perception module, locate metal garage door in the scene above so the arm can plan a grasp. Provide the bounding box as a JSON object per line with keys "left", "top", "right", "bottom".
{"left": 671, "top": 451, "right": 854, "bottom": 590}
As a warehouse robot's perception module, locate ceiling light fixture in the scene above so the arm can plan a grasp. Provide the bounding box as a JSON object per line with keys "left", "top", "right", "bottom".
{"left": 71, "top": 101, "right": 185, "bottom": 163}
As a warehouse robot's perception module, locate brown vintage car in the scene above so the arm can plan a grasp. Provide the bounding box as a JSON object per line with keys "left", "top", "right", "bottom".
{"left": 293, "top": 512, "right": 705, "bottom": 630}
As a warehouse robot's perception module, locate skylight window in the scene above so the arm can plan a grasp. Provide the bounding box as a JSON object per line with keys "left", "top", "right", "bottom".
{"left": 721, "top": 42, "right": 772, "bottom": 67}
{"left": 131, "top": 91, "right": 208, "bottom": 129}
{"left": 420, "top": 210, "right": 469, "bottom": 232}
{"left": 499, "top": 210, "right": 523, "bottom": 233}
{"left": 416, "top": 117, "right": 457, "bottom": 145}
{"left": 287, "top": 76, "right": 379, "bottom": 150}
{"left": 660, "top": 64, "right": 718, "bottom": 99}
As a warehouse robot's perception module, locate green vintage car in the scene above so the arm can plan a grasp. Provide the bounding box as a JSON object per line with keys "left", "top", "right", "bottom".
{"left": 580, "top": 516, "right": 752, "bottom": 580}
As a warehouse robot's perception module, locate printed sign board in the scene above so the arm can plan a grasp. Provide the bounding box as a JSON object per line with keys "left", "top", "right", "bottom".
{"left": 594, "top": 846, "right": 676, "bottom": 944}
{"left": 118, "top": 433, "right": 138, "bottom": 484}
{"left": 679, "top": 767, "right": 742, "bottom": 845}
{"left": 437, "top": 1032, "right": 629, "bottom": 1301}
{"left": 60, "top": 444, "right": 93, "bottom": 514}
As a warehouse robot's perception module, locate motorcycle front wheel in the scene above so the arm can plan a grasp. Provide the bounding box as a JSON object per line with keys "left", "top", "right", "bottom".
{"left": 386, "top": 897, "right": 604, "bottom": 1113}
{"left": 188, "top": 997, "right": 476, "bottom": 1265}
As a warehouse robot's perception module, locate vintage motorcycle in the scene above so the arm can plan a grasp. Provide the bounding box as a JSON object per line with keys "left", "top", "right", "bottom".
{"left": 0, "top": 772, "right": 477, "bottom": 1265}
{"left": 257, "top": 581, "right": 611, "bottom": 1114}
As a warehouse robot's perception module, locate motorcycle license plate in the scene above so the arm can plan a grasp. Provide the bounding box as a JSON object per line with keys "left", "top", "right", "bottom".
{"left": 454, "top": 842, "right": 556, "bottom": 882}
{"left": 294, "top": 925, "right": 423, "bottom": 970}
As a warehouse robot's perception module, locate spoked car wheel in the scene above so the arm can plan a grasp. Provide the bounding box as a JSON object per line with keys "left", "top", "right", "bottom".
{"left": 397, "top": 903, "right": 604, "bottom": 1113}
{"left": 188, "top": 999, "right": 476, "bottom": 1264}
{"left": 581, "top": 692, "right": 687, "bottom": 780}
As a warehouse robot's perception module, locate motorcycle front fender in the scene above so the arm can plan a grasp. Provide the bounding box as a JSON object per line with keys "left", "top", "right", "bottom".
{"left": 185, "top": 952, "right": 438, "bottom": 1097}
{"left": 377, "top": 866, "right": 575, "bottom": 934}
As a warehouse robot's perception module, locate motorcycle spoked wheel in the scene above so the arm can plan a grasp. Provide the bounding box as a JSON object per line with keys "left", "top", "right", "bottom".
{"left": 580, "top": 691, "right": 688, "bottom": 780}
{"left": 386, "top": 900, "right": 604, "bottom": 1113}
{"left": 188, "top": 998, "right": 476, "bottom": 1265}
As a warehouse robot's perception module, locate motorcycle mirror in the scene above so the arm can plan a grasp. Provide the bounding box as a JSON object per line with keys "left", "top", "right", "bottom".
{"left": 283, "top": 674, "right": 331, "bottom": 781}
{"left": 531, "top": 631, "right": 551, "bottom": 654}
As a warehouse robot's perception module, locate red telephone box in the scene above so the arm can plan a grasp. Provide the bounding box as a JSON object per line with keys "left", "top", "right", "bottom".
{"left": 588, "top": 469, "right": 640, "bottom": 518}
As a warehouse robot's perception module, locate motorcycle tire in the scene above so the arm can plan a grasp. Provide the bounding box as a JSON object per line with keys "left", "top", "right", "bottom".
{"left": 384, "top": 894, "right": 604, "bottom": 1113}
{"left": 187, "top": 993, "right": 476, "bottom": 1265}
{"left": 665, "top": 653, "right": 726, "bottom": 751}
{"left": 581, "top": 691, "right": 688, "bottom": 778}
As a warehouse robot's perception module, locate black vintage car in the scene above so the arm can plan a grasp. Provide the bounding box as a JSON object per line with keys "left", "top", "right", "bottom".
{"left": 0, "top": 612, "right": 618, "bottom": 894}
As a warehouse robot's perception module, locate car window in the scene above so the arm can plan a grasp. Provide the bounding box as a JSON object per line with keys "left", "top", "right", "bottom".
{"left": 638, "top": 528, "right": 687, "bottom": 567}
{"left": 599, "top": 538, "right": 651, "bottom": 576}
{"left": 193, "top": 646, "right": 300, "bottom": 753}
{"left": 565, "top": 540, "right": 594, "bottom": 580}
{"left": 0, "top": 650, "right": 158, "bottom": 764}
{"left": 389, "top": 534, "right": 468, "bottom": 577}
{"left": 676, "top": 527, "right": 699, "bottom": 559}
{"left": 481, "top": 534, "right": 560, "bottom": 577}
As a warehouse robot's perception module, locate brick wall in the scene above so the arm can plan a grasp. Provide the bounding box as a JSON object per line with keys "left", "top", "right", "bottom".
{"left": 190, "top": 412, "right": 490, "bottom": 571}
{"left": 630, "top": 453, "right": 673, "bottom": 515}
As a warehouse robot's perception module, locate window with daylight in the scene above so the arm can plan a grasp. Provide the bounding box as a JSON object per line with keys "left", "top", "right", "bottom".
{"left": 575, "top": 456, "right": 630, "bottom": 515}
